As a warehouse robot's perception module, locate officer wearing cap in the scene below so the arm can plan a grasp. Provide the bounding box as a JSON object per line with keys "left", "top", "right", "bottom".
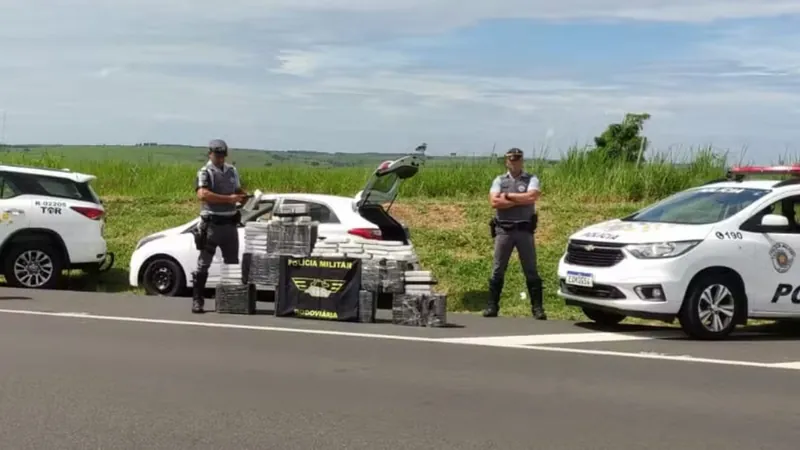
{"left": 191, "top": 139, "right": 247, "bottom": 313}
{"left": 484, "top": 147, "right": 546, "bottom": 320}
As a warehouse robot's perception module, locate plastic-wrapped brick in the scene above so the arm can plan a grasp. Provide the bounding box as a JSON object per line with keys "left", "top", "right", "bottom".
{"left": 266, "top": 220, "right": 318, "bottom": 257}
{"left": 391, "top": 292, "right": 446, "bottom": 327}
{"left": 361, "top": 259, "right": 381, "bottom": 292}
{"left": 219, "top": 263, "right": 243, "bottom": 285}
{"left": 246, "top": 253, "right": 281, "bottom": 286}
{"left": 423, "top": 293, "right": 447, "bottom": 327}
{"left": 358, "top": 290, "right": 377, "bottom": 323}
{"left": 392, "top": 293, "right": 423, "bottom": 326}
{"left": 380, "top": 259, "right": 405, "bottom": 294}
{"left": 215, "top": 282, "right": 256, "bottom": 315}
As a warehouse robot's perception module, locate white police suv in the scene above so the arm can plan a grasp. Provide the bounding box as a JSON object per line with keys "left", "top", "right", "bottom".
{"left": 0, "top": 164, "right": 113, "bottom": 290}
{"left": 558, "top": 165, "right": 800, "bottom": 340}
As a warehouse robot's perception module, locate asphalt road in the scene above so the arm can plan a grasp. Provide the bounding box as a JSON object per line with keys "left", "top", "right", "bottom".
{"left": 1, "top": 288, "right": 800, "bottom": 449}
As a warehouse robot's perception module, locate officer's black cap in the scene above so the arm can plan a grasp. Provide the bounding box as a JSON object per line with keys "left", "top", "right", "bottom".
{"left": 505, "top": 147, "right": 523, "bottom": 160}
{"left": 209, "top": 139, "right": 228, "bottom": 154}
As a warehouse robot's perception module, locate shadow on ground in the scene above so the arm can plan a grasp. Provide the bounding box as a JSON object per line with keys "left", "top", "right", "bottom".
{"left": 573, "top": 321, "right": 677, "bottom": 333}
{"left": 460, "top": 290, "right": 489, "bottom": 312}
{"left": 58, "top": 268, "right": 134, "bottom": 293}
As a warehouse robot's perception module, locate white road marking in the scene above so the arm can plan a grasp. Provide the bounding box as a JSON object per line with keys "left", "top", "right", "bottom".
{"left": 767, "top": 361, "right": 800, "bottom": 369}
{"left": 438, "top": 330, "right": 683, "bottom": 346}
{"left": 0, "top": 308, "right": 797, "bottom": 371}
{"left": 521, "top": 344, "right": 799, "bottom": 371}
{"left": 0, "top": 309, "right": 437, "bottom": 343}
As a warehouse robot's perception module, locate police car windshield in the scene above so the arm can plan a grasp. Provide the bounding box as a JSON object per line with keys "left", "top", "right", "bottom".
{"left": 623, "top": 187, "right": 770, "bottom": 225}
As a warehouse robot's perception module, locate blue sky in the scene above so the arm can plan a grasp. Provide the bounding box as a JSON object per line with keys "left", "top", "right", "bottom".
{"left": 2, "top": 1, "right": 800, "bottom": 162}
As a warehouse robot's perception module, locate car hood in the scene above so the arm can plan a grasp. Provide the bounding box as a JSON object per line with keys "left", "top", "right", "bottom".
{"left": 159, "top": 219, "right": 198, "bottom": 236}
{"left": 570, "top": 219, "right": 714, "bottom": 244}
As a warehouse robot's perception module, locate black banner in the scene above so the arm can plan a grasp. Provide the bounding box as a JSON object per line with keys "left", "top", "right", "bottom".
{"left": 275, "top": 256, "right": 362, "bottom": 321}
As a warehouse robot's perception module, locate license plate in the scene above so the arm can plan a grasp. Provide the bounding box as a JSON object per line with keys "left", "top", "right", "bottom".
{"left": 566, "top": 271, "right": 594, "bottom": 287}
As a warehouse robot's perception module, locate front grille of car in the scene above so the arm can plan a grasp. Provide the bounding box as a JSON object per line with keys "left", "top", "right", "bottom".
{"left": 565, "top": 239, "right": 625, "bottom": 267}
{"left": 560, "top": 280, "right": 626, "bottom": 299}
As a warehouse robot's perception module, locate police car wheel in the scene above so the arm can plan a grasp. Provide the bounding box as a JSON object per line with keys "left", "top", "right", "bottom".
{"left": 582, "top": 307, "right": 626, "bottom": 327}
{"left": 142, "top": 258, "right": 186, "bottom": 297}
{"left": 3, "top": 242, "right": 63, "bottom": 290}
{"left": 679, "top": 274, "right": 742, "bottom": 340}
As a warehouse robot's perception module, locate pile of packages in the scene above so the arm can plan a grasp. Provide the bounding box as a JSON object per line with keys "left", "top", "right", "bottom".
{"left": 242, "top": 203, "right": 318, "bottom": 288}
{"left": 217, "top": 199, "right": 446, "bottom": 326}
{"left": 310, "top": 236, "right": 418, "bottom": 265}
{"left": 360, "top": 258, "right": 446, "bottom": 327}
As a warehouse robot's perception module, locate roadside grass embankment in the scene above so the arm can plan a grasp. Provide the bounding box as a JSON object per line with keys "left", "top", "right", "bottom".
{"left": 1, "top": 148, "right": 728, "bottom": 322}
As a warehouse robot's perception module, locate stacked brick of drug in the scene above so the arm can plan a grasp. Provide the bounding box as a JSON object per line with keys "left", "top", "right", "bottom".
{"left": 215, "top": 263, "right": 256, "bottom": 314}
{"left": 243, "top": 203, "right": 318, "bottom": 287}
{"left": 310, "top": 236, "right": 418, "bottom": 263}
{"left": 243, "top": 221, "right": 280, "bottom": 287}
{"left": 391, "top": 270, "right": 446, "bottom": 327}
{"left": 265, "top": 215, "right": 318, "bottom": 257}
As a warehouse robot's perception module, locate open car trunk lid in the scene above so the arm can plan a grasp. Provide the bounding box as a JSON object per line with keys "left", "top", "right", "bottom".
{"left": 354, "top": 154, "right": 422, "bottom": 244}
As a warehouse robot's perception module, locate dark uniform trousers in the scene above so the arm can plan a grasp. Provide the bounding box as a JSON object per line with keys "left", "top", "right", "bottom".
{"left": 196, "top": 215, "right": 240, "bottom": 274}
{"left": 486, "top": 221, "right": 546, "bottom": 319}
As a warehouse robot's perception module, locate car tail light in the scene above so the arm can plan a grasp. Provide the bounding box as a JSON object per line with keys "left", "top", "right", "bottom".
{"left": 348, "top": 228, "right": 382, "bottom": 240}
{"left": 71, "top": 206, "right": 104, "bottom": 220}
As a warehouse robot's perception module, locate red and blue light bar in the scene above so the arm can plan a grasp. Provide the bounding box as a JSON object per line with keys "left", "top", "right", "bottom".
{"left": 729, "top": 164, "right": 800, "bottom": 175}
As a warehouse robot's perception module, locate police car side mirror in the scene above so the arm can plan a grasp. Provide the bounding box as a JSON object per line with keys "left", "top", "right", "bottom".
{"left": 761, "top": 214, "right": 789, "bottom": 227}
{"left": 755, "top": 213, "right": 791, "bottom": 232}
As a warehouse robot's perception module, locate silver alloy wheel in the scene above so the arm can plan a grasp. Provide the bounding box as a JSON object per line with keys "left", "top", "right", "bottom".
{"left": 13, "top": 250, "right": 54, "bottom": 288}
{"left": 697, "top": 283, "right": 735, "bottom": 333}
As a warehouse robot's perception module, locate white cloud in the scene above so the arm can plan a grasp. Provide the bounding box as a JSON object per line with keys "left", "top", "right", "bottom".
{"left": 1, "top": 0, "right": 800, "bottom": 159}
{"left": 31, "top": 0, "right": 800, "bottom": 23}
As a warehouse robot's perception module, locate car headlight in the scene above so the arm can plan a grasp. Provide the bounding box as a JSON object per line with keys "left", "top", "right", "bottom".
{"left": 136, "top": 234, "right": 165, "bottom": 250}
{"left": 625, "top": 240, "right": 701, "bottom": 259}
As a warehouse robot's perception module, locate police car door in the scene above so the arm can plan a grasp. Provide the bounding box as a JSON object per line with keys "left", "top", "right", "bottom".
{"left": 0, "top": 173, "right": 31, "bottom": 247}
{"left": 740, "top": 193, "right": 800, "bottom": 315}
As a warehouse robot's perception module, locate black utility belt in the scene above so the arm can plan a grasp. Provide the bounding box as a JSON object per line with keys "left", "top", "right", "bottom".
{"left": 495, "top": 220, "right": 531, "bottom": 230}
{"left": 201, "top": 213, "right": 240, "bottom": 225}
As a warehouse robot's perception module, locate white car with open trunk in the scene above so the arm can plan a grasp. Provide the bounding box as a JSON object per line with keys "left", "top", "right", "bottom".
{"left": 129, "top": 155, "right": 421, "bottom": 297}
{"left": 558, "top": 164, "right": 800, "bottom": 340}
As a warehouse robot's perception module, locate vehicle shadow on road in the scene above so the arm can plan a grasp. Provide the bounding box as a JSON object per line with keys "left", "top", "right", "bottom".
{"left": 59, "top": 268, "right": 133, "bottom": 294}
{"left": 573, "top": 321, "right": 677, "bottom": 333}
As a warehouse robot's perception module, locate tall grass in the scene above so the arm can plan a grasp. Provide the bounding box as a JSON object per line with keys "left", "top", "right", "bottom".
{"left": 1, "top": 146, "right": 728, "bottom": 202}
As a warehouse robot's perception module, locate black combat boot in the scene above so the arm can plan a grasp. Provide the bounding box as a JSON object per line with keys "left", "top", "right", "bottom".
{"left": 527, "top": 279, "right": 547, "bottom": 320}
{"left": 483, "top": 278, "right": 503, "bottom": 317}
{"left": 192, "top": 271, "right": 208, "bottom": 314}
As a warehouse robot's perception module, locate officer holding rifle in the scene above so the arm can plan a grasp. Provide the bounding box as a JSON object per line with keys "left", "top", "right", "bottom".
{"left": 191, "top": 139, "right": 247, "bottom": 313}
{"left": 484, "top": 147, "right": 546, "bottom": 320}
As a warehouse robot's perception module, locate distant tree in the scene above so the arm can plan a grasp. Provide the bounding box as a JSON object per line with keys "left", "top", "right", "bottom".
{"left": 593, "top": 113, "right": 650, "bottom": 163}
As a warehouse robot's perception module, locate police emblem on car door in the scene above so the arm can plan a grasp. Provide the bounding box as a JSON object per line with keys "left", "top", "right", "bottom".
{"left": 770, "top": 242, "right": 795, "bottom": 273}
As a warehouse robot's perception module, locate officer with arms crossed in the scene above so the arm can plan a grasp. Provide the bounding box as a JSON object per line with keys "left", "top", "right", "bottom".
{"left": 484, "top": 147, "right": 546, "bottom": 320}
{"left": 192, "top": 139, "right": 247, "bottom": 313}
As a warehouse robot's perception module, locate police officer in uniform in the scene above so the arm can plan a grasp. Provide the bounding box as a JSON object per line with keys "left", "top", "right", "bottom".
{"left": 191, "top": 139, "right": 247, "bottom": 313}
{"left": 484, "top": 147, "right": 546, "bottom": 320}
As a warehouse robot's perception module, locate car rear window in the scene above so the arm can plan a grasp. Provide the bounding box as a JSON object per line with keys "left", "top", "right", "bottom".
{"left": 7, "top": 173, "right": 100, "bottom": 204}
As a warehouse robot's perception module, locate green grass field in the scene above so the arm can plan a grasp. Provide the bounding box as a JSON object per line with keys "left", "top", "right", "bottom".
{"left": 0, "top": 145, "right": 730, "bottom": 322}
